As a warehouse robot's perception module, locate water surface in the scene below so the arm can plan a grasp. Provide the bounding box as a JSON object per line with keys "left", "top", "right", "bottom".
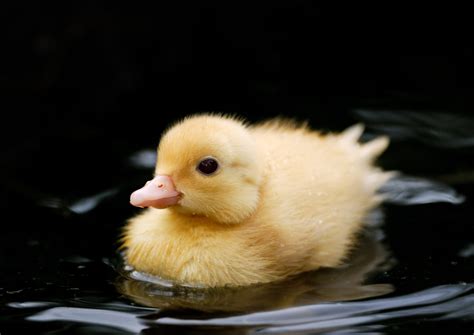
{"left": 1, "top": 111, "right": 473, "bottom": 334}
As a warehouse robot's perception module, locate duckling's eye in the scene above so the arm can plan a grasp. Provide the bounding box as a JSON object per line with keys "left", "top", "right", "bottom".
{"left": 197, "top": 158, "right": 219, "bottom": 175}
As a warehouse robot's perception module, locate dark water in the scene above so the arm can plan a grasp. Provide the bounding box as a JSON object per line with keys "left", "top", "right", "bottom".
{"left": 1, "top": 111, "right": 474, "bottom": 334}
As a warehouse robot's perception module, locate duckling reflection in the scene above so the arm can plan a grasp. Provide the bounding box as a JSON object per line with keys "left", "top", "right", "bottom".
{"left": 116, "top": 230, "right": 393, "bottom": 313}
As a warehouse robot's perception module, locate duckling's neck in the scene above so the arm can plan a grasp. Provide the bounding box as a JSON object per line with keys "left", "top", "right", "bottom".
{"left": 168, "top": 199, "right": 259, "bottom": 225}
{"left": 166, "top": 207, "right": 234, "bottom": 228}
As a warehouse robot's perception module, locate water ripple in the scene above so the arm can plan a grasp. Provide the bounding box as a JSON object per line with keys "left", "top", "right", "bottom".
{"left": 380, "top": 175, "right": 465, "bottom": 205}
{"left": 22, "top": 284, "right": 473, "bottom": 334}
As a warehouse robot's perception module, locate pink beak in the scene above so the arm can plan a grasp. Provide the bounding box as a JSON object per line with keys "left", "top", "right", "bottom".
{"left": 130, "top": 175, "right": 181, "bottom": 209}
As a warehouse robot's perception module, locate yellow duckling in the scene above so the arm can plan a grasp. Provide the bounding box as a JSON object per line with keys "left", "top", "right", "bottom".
{"left": 123, "top": 114, "right": 392, "bottom": 287}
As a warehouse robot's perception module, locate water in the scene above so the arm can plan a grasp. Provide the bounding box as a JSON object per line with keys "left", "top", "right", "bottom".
{"left": 1, "top": 111, "right": 473, "bottom": 334}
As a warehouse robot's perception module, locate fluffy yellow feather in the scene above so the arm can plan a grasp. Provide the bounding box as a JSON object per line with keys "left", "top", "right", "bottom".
{"left": 122, "top": 114, "right": 392, "bottom": 287}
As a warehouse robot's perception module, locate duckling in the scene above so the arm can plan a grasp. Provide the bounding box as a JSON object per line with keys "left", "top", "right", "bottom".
{"left": 123, "top": 114, "right": 392, "bottom": 287}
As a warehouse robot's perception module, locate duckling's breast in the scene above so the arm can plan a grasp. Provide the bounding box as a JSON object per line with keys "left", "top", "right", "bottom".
{"left": 124, "top": 209, "right": 287, "bottom": 286}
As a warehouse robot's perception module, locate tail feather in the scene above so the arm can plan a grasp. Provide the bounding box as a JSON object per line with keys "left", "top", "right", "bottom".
{"left": 361, "top": 136, "right": 389, "bottom": 161}
{"left": 341, "top": 123, "right": 364, "bottom": 143}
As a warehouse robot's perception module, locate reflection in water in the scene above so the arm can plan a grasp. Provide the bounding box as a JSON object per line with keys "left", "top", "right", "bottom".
{"left": 116, "top": 231, "right": 393, "bottom": 312}
{"left": 27, "top": 307, "right": 147, "bottom": 333}
{"left": 380, "top": 175, "right": 465, "bottom": 205}
{"left": 353, "top": 109, "right": 474, "bottom": 148}
{"left": 40, "top": 188, "right": 118, "bottom": 215}
{"left": 69, "top": 188, "right": 118, "bottom": 214}
{"left": 129, "top": 149, "right": 157, "bottom": 169}
{"left": 459, "top": 243, "right": 474, "bottom": 258}
{"left": 152, "top": 285, "right": 473, "bottom": 326}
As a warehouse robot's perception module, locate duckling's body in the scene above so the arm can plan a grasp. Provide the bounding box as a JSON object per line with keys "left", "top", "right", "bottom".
{"left": 123, "top": 116, "right": 391, "bottom": 287}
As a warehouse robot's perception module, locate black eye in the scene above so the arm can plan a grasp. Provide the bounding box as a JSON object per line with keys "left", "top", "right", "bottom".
{"left": 197, "top": 157, "right": 219, "bottom": 175}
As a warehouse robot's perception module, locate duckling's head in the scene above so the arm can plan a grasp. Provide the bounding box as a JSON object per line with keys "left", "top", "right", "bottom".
{"left": 130, "top": 114, "right": 262, "bottom": 224}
